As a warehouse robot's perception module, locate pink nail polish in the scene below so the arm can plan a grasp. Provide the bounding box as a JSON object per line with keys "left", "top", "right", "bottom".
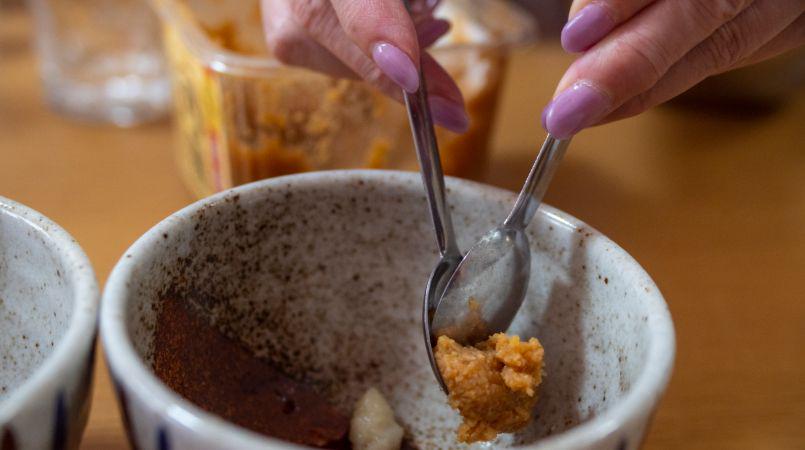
{"left": 429, "top": 96, "right": 469, "bottom": 133}
{"left": 372, "top": 42, "right": 419, "bottom": 93}
{"left": 543, "top": 82, "right": 610, "bottom": 138}
{"left": 561, "top": 3, "right": 615, "bottom": 53}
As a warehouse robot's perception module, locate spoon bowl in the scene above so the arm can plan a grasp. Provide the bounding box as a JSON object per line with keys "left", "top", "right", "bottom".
{"left": 431, "top": 226, "right": 531, "bottom": 345}
{"left": 428, "top": 136, "right": 570, "bottom": 351}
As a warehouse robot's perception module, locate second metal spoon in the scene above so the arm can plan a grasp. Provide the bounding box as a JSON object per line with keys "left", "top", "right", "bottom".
{"left": 430, "top": 135, "right": 571, "bottom": 346}
{"left": 402, "top": 58, "right": 461, "bottom": 393}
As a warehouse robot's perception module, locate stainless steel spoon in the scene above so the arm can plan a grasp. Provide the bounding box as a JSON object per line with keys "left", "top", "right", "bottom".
{"left": 402, "top": 60, "right": 462, "bottom": 393}
{"left": 400, "top": 0, "right": 570, "bottom": 391}
{"left": 430, "top": 135, "right": 571, "bottom": 346}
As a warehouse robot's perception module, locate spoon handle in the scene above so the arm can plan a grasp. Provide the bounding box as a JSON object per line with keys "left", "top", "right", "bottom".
{"left": 503, "top": 135, "right": 571, "bottom": 230}
{"left": 404, "top": 72, "right": 462, "bottom": 259}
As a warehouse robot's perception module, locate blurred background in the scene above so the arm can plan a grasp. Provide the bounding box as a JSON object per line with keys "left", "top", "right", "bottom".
{"left": 1, "top": 0, "right": 803, "bottom": 448}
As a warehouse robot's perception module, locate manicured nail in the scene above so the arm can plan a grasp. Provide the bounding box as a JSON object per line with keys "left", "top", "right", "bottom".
{"left": 417, "top": 18, "right": 451, "bottom": 48}
{"left": 372, "top": 42, "right": 419, "bottom": 93}
{"left": 542, "top": 82, "right": 610, "bottom": 138}
{"left": 561, "top": 3, "right": 615, "bottom": 53}
{"left": 429, "top": 96, "right": 469, "bottom": 133}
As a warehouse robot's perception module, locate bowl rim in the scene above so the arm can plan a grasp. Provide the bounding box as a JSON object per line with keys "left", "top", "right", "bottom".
{"left": 0, "top": 197, "right": 99, "bottom": 422}
{"left": 100, "top": 170, "right": 675, "bottom": 449}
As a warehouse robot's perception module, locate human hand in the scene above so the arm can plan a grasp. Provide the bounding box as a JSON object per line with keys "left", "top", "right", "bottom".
{"left": 544, "top": 0, "right": 805, "bottom": 138}
{"left": 261, "top": 0, "right": 469, "bottom": 132}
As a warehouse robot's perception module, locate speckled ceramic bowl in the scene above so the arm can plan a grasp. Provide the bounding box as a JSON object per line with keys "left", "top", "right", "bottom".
{"left": 0, "top": 197, "right": 99, "bottom": 450}
{"left": 101, "top": 170, "right": 675, "bottom": 450}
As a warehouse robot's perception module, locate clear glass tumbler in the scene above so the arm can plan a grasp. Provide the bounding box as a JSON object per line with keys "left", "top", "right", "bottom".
{"left": 27, "top": 0, "right": 170, "bottom": 126}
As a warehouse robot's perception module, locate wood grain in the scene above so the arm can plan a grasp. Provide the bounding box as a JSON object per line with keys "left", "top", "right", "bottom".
{"left": 2, "top": 8, "right": 803, "bottom": 450}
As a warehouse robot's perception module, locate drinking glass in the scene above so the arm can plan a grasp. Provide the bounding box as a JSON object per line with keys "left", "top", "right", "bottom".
{"left": 27, "top": 0, "right": 170, "bottom": 126}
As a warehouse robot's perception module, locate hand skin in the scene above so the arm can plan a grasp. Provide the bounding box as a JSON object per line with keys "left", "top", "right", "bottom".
{"left": 261, "top": 0, "right": 469, "bottom": 133}
{"left": 544, "top": 0, "right": 805, "bottom": 138}
{"left": 262, "top": 0, "right": 805, "bottom": 138}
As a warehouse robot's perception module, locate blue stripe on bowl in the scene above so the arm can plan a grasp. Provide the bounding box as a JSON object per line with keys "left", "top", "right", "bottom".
{"left": 71, "top": 336, "right": 98, "bottom": 447}
{"left": 1, "top": 427, "right": 17, "bottom": 450}
{"left": 157, "top": 427, "right": 170, "bottom": 450}
{"left": 51, "top": 392, "right": 67, "bottom": 450}
{"left": 109, "top": 370, "right": 140, "bottom": 450}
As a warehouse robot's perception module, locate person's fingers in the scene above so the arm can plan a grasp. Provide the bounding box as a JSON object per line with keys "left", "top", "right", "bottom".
{"left": 562, "top": 0, "right": 656, "bottom": 53}
{"left": 568, "top": 0, "right": 596, "bottom": 17}
{"left": 276, "top": 0, "right": 407, "bottom": 99}
{"left": 421, "top": 52, "right": 469, "bottom": 132}
{"left": 543, "top": 0, "right": 756, "bottom": 138}
{"left": 330, "top": 0, "right": 421, "bottom": 92}
{"left": 263, "top": 0, "right": 447, "bottom": 76}
{"left": 733, "top": 12, "right": 805, "bottom": 69}
{"left": 417, "top": 17, "right": 451, "bottom": 48}
{"left": 263, "top": 0, "right": 466, "bottom": 132}
{"left": 604, "top": 3, "right": 805, "bottom": 123}
{"left": 409, "top": 0, "right": 442, "bottom": 21}
{"left": 262, "top": 0, "right": 357, "bottom": 78}
{"left": 308, "top": 0, "right": 465, "bottom": 131}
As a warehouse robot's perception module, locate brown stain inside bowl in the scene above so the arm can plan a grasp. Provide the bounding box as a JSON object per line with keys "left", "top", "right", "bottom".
{"left": 152, "top": 296, "right": 350, "bottom": 449}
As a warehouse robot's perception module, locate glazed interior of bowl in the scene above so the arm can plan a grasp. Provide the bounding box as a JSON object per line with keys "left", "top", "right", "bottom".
{"left": 120, "top": 172, "right": 666, "bottom": 448}
{"left": 0, "top": 209, "right": 75, "bottom": 402}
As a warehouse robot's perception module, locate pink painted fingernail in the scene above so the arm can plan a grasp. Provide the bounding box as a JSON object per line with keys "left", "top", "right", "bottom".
{"left": 417, "top": 18, "right": 450, "bottom": 47}
{"left": 542, "top": 82, "right": 610, "bottom": 138}
{"left": 429, "top": 96, "right": 469, "bottom": 133}
{"left": 561, "top": 3, "right": 615, "bottom": 53}
{"left": 372, "top": 42, "right": 419, "bottom": 93}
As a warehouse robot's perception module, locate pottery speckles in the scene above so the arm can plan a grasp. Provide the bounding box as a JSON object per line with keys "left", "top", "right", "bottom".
{"left": 101, "top": 170, "right": 675, "bottom": 450}
{"left": 0, "top": 197, "right": 99, "bottom": 450}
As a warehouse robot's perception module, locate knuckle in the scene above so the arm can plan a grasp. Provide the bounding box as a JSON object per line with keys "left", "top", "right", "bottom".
{"left": 694, "top": 0, "right": 750, "bottom": 22}
{"left": 702, "top": 22, "right": 748, "bottom": 69}
{"left": 290, "top": 0, "right": 331, "bottom": 32}
{"left": 339, "top": 8, "right": 363, "bottom": 37}
{"left": 612, "top": 32, "right": 671, "bottom": 88}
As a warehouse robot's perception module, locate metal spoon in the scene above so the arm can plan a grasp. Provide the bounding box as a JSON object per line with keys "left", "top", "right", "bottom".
{"left": 430, "top": 135, "right": 571, "bottom": 346}
{"left": 402, "top": 59, "right": 462, "bottom": 392}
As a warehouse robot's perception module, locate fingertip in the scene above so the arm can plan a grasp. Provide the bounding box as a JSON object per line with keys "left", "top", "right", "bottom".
{"left": 417, "top": 18, "right": 451, "bottom": 48}
{"left": 543, "top": 82, "right": 610, "bottom": 139}
{"left": 561, "top": 3, "right": 615, "bottom": 53}
{"left": 372, "top": 42, "right": 420, "bottom": 93}
{"left": 421, "top": 52, "right": 464, "bottom": 104}
{"left": 429, "top": 96, "right": 470, "bottom": 133}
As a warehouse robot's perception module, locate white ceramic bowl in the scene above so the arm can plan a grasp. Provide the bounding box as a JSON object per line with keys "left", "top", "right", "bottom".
{"left": 0, "top": 197, "right": 99, "bottom": 449}
{"left": 101, "top": 171, "right": 675, "bottom": 450}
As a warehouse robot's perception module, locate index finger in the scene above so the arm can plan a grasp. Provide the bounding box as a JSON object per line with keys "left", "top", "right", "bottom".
{"left": 330, "top": 0, "right": 421, "bottom": 92}
{"left": 562, "top": 0, "right": 656, "bottom": 52}
{"left": 544, "top": 0, "right": 755, "bottom": 138}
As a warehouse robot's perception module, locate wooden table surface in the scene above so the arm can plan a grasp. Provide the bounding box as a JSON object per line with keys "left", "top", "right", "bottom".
{"left": 2, "top": 7, "right": 804, "bottom": 450}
